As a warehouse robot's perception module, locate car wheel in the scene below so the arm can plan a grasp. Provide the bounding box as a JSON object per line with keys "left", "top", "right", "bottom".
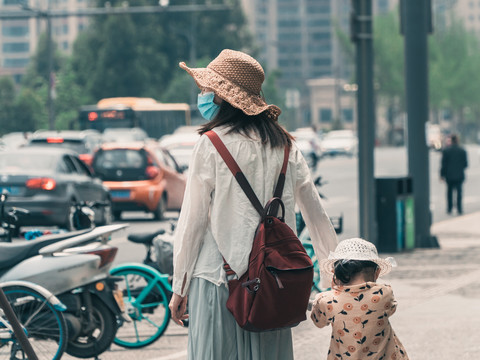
{"left": 98, "top": 199, "right": 113, "bottom": 226}
{"left": 154, "top": 195, "right": 167, "bottom": 221}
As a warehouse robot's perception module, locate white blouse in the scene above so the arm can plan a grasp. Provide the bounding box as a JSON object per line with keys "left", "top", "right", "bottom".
{"left": 172, "top": 126, "right": 338, "bottom": 297}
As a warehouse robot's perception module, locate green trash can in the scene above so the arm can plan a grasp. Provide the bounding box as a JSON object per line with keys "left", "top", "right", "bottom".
{"left": 376, "top": 177, "right": 414, "bottom": 252}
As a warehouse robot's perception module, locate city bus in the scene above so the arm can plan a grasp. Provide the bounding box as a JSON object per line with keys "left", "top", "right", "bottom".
{"left": 78, "top": 97, "right": 191, "bottom": 139}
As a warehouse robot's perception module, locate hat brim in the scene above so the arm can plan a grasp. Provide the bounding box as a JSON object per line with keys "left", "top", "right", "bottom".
{"left": 179, "top": 62, "right": 281, "bottom": 120}
{"left": 319, "top": 258, "right": 393, "bottom": 278}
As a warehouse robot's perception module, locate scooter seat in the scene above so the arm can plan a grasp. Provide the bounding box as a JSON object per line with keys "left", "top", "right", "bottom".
{"left": 128, "top": 229, "right": 165, "bottom": 245}
{"left": 0, "top": 228, "right": 92, "bottom": 272}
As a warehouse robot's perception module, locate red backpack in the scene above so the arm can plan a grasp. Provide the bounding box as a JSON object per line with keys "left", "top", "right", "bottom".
{"left": 206, "top": 131, "right": 314, "bottom": 332}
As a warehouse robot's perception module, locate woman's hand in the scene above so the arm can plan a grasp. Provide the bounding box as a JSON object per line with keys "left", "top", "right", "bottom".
{"left": 169, "top": 293, "right": 189, "bottom": 326}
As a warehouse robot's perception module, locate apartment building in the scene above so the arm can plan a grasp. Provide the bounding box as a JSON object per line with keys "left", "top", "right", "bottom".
{"left": 241, "top": 0, "right": 398, "bottom": 130}
{"left": 0, "top": 0, "right": 91, "bottom": 83}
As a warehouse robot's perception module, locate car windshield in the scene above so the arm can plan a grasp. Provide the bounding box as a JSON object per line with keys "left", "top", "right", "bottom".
{"left": 0, "top": 153, "right": 57, "bottom": 171}
{"left": 93, "top": 149, "right": 150, "bottom": 181}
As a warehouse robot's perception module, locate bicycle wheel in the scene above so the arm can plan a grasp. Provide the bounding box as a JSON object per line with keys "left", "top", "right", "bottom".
{"left": 0, "top": 285, "right": 67, "bottom": 360}
{"left": 111, "top": 266, "right": 171, "bottom": 348}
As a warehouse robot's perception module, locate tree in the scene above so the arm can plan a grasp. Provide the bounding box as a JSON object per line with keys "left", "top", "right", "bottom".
{"left": 12, "top": 89, "right": 45, "bottom": 132}
{"left": 0, "top": 76, "right": 16, "bottom": 134}
{"left": 70, "top": 0, "right": 252, "bottom": 104}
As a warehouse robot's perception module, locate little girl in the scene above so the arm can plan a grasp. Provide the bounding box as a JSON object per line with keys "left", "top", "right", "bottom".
{"left": 311, "top": 238, "right": 409, "bottom": 360}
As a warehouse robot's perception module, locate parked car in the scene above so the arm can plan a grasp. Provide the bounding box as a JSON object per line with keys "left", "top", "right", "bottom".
{"left": 291, "top": 127, "right": 323, "bottom": 169}
{"left": 0, "top": 147, "right": 112, "bottom": 232}
{"left": 91, "top": 141, "right": 187, "bottom": 220}
{"left": 26, "top": 130, "right": 103, "bottom": 166}
{"left": 320, "top": 130, "right": 358, "bottom": 157}
{"left": 102, "top": 127, "right": 149, "bottom": 143}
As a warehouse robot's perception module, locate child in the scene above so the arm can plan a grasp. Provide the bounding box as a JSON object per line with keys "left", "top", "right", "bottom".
{"left": 311, "top": 238, "right": 408, "bottom": 360}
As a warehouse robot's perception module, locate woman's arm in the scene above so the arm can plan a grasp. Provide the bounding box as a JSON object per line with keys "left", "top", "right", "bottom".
{"left": 172, "top": 136, "right": 215, "bottom": 297}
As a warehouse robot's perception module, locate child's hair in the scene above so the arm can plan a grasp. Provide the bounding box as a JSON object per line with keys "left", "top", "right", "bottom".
{"left": 333, "top": 260, "right": 379, "bottom": 285}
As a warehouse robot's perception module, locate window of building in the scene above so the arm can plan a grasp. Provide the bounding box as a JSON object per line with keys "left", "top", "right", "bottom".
{"left": 3, "top": 58, "right": 30, "bottom": 68}
{"left": 3, "top": 0, "right": 20, "bottom": 4}
{"left": 62, "top": 41, "right": 69, "bottom": 50}
{"left": 320, "top": 108, "right": 332, "bottom": 122}
{"left": 2, "top": 42, "right": 29, "bottom": 53}
{"left": 63, "top": 24, "right": 69, "bottom": 34}
{"left": 342, "top": 108, "right": 354, "bottom": 123}
{"left": 312, "top": 58, "right": 331, "bottom": 67}
{"left": 2, "top": 25, "right": 29, "bottom": 37}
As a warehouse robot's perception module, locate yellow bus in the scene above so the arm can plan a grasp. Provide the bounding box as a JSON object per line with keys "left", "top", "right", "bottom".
{"left": 78, "top": 97, "right": 191, "bottom": 138}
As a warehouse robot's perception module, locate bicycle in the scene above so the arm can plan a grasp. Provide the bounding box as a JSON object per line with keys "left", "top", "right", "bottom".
{"left": 110, "top": 224, "right": 175, "bottom": 349}
{"left": 296, "top": 175, "right": 343, "bottom": 293}
{"left": 0, "top": 281, "right": 68, "bottom": 360}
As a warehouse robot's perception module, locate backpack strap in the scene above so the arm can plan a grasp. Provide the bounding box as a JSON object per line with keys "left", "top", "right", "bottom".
{"left": 205, "top": 130, "right": 264, "bottom": 217}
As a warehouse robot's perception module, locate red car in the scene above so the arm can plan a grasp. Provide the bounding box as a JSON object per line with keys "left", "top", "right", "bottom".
{"left": 91, "top": 141, "right": 186, "bottom": 220}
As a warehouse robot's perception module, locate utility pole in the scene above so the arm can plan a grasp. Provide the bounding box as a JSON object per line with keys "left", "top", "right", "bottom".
{"left": 401, "top": 0, "right": 438, "bottom": 248}
{"left": 350, "top": 0, "right": 377, "bottom": 245}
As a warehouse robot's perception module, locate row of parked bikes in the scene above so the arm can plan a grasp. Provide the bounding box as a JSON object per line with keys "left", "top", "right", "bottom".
{"left": 0, "top": 176, "right": 342, "bottom": 360}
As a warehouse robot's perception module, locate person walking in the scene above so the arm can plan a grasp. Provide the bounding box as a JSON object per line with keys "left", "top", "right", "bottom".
{"left": 440, "top": 134, "right": 468, "bottom": 215}
{"left": 169, "top": 49, "right": 338, "bottom": 359}
{"left": 311, "top": 238, "right": 409, "bottom": 360}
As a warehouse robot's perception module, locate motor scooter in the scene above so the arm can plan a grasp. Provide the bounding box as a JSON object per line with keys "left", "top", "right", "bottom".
{"left": 0, "top": 223, "right": 129, "bottom": 359}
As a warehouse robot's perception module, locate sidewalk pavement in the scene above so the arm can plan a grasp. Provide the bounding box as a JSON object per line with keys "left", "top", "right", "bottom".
{"left": 292, "top": 211, "right": 480, "bottom": 360}
{"left": 82, "top": 212, "right": 480, "bottom": 360}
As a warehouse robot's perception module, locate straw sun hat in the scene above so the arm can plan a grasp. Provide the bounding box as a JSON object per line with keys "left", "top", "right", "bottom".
{"left": 179, "top": 49, "right": 281, "bottom": 121}
{"left": 320, "top": 238, "right": 397, "bottom": 277}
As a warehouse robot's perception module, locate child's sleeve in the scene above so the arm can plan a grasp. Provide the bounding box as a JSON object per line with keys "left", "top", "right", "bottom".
{"left": 383, "top": 285, "right": 398, "bottom": 317}
{"left": 310, "top": 292, "right": 332, "bottom": 328}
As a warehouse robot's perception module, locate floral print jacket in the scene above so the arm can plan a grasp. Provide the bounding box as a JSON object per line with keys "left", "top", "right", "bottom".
{"left": 311, "top": 282, "right": 408, "bottom": 360}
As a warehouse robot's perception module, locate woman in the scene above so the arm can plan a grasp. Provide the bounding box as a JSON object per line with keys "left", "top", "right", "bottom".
{"left": 169, "top": 49, "right": 338, "bottom": 359}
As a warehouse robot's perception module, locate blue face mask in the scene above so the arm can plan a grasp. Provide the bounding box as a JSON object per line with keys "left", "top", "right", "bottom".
{"left": 197, "top": 92, "right": 220, "bottom": 121}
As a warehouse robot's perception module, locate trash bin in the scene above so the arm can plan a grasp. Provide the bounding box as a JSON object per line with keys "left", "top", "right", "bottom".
{"left": 375, "top": 177, "right": 415, "bottom": 252}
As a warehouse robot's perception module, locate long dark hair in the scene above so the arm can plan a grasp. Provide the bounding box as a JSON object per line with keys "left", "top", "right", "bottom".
{"left": 333, "top": 260, "right": 379, "bottom": 285}
{"left": 198, "top": 101, "right": 293, "bottom": 148}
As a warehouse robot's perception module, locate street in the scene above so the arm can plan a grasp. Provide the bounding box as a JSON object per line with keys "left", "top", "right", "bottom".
{"left": 86, "top": 144, "right": 480, "bottom": 360}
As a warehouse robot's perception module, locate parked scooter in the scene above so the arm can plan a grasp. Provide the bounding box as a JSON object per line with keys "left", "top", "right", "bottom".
{"left": 0, "top": 217, "right": 129, "bottom": 358}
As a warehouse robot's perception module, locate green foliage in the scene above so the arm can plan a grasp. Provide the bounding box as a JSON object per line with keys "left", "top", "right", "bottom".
{"left": 12, "top": 89, "right": 45, "bottom": 132}
{"left": 0, "top": 77, "right": 16, "bottom": 135}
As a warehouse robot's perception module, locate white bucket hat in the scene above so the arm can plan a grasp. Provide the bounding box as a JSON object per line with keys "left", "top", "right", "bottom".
{"left": 320, "top": 238, "right": 397, "bottom": 277}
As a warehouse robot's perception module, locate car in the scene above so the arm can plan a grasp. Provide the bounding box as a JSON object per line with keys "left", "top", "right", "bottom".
{"left": 291, "top": 128, "right": 323, "bottom": 169}
{"left": 0, "top": 132, "right": 31, "bottom": 150}
{"left": 26, "top": 130, "right": 103, "bottom": 166}
{"left": 320, "top": 130, "right": 358, "bottom": 157}
{"left": 159, "top": 130, "right": 200, "bottom": 172}
{"left": 102, "top": 127, "right": 149, "bottom": 143}
{"left": 0, "top": 147, "right": 112, "bottom": 232}
{"left": 91, "top": 141, "right": 187, "bottom": 220}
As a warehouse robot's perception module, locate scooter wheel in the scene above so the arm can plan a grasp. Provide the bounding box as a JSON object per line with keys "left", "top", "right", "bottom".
{"left": 65, "top": 296, "right": 118, "bottom": 358}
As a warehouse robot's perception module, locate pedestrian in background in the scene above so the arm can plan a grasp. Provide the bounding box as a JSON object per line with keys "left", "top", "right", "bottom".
{"left": 169, "top": 49, "right": 338, "bottom": 359}
{"left": 311, "top": 238, "right": 409, "bottom": 360}
{"left": 440, "top": 134, "right": 468, "bottom": 215}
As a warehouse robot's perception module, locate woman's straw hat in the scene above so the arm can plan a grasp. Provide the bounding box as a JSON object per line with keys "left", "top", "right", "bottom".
{"left": 179, "top": 49, "right": 281, "bottom": 121}
{"left": 319, "top": 238, "right": 397, "bottom": 277}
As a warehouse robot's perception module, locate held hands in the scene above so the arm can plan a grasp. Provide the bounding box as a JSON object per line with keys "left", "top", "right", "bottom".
{"left": 169, "top": 293, "right": 189, "bottom": 326}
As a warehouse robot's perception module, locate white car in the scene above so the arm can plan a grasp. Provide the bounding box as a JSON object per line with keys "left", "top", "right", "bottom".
{"left": 321, "top": 130, "right": 358, "bottom": 157}
{"left": 159, "top": 130, "right": 200, "bottom": 171}
{"left": 291, "top": 128, "right": 323, "bottom": 169}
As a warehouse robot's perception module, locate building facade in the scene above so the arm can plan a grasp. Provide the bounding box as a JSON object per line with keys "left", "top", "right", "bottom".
{"left": 0, "top": 0, "right": 91, "bottom": 83}
{"left": 241, "top": 0, "right": 398, "bottom": 131}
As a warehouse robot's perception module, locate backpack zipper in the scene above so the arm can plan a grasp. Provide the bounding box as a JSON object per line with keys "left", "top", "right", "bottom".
{"left": 270, "top": 269, "right": 284, "bottom": 289}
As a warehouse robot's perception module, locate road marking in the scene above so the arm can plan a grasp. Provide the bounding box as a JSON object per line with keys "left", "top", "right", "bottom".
{"left": 149, "top": 350, "right": 187, "bottom": 360}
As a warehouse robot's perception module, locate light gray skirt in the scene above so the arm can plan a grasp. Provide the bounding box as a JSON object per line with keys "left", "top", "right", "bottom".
{"left": 188, "top": 277, "right": 294, "bottom": 360}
